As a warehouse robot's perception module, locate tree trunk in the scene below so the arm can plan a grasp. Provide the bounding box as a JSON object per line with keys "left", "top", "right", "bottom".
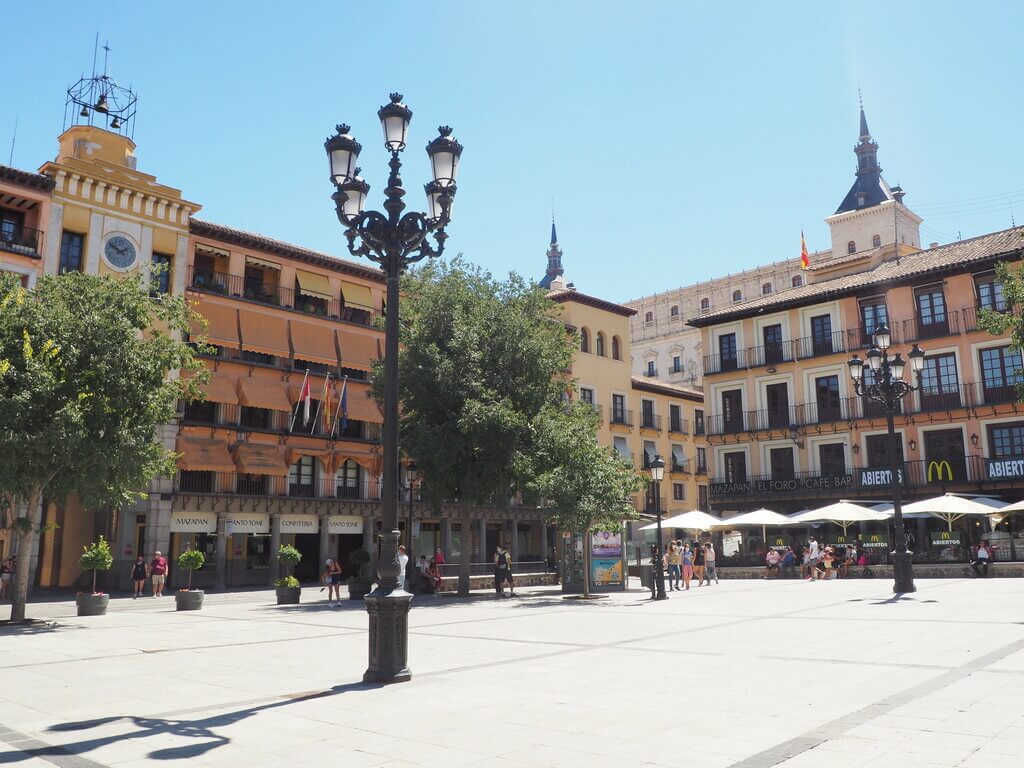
{"left": 10, "top": 487, "right": 41, "bottom": 623}
{"left": 582, "top": 525, "right": 592, "bottom": 599}
{"left": 92, "top": 569, "right": 97, "bottom": 594}
{"left": 458, "top": 505, "right": 471, "bottom": 597}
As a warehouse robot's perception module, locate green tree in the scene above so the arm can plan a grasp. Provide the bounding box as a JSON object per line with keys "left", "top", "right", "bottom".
{"left": 979, "top": 258, "right": 1024, "bottom": 389}
{"left": 79, "top": 536, "right": 114, "bottom": 594}
{"left": 374, "top": 258, "right": 575, "bottom": 594}
{"left": 529, "top": 402, "right": 644, "bottom": 597}
{"left": 0, "top": 271, "right": 207, "bottom": 622}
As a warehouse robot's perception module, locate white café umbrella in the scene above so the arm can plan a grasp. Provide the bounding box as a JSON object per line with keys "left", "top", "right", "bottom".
{"left": 711, "top": 507, "right": 792, "bottom": 544}
{"left": 786, "top": 500, "right": 891, "bottom": 536}
{"left": 639, "top": 509, "right": 721, "bottom": 532}
{"left": 899, "top": 493, "right": 1005, "bottom": 532}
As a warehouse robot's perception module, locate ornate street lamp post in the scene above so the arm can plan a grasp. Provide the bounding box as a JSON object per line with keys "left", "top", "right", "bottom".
{"left": 405, "top": 462, "right": 419, "bottom": 589}
{"left": 648, "top": 454, "right": 668, "bottom": 600}
{"left": 847, "top": 324, "right": 925, "bottom": 594}
{"left": 325, "top": 94, "right": 461, "bottom": 683}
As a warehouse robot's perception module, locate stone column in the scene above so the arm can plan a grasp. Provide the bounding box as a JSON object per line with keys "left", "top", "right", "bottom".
{"left": 916, "top": 518, "right": 928, "bottom": 555}
{"left": 540, "top": 523, "right": 549, "bottom": 564}
{"left": 458, "top": 513, "right": 472, "bottom": 596}
{"left": 214, "top": 513, "right": 228, "bottom": 590}
{"left": 441, "top": 518, "right": 452, "bottom": 559}
{"left": 509, "top": 519, "right": 520, "bottom": 563}
{"left": 476, "top": 519, "right": 487, "bottom": 562}
{"left": 319, "top": 514, "right": 332, "bottom": 571}
{"left": 269, "top": 513, "right": 282, "bottom": 585}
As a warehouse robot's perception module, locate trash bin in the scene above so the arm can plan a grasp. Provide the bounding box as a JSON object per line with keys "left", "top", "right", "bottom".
{"left": 639, "top": 564, "right": 653, "bottom": 589}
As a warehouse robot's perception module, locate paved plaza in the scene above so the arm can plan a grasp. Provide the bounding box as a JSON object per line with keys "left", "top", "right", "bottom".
{"left": 1, "top": 578, "right": 1023, "bottom": 767}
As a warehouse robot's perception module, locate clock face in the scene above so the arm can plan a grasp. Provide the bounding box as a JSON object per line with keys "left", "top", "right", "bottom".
{"left": 104, "top": 235, "right": 138, "bottom": 270}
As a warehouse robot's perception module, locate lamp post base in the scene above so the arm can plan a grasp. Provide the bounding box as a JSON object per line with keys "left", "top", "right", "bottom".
{"left": 363, "top": 587, "right": 413, "bottom": 684}
{"left": 652, "top": 567, "right": 668, "bottom": 601}
{"left": 892, "top": 551, "right": 916, "bottom": 594}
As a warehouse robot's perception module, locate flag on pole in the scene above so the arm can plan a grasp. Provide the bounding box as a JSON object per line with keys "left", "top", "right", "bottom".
{"left": 301, "top": 374, "right": 312, "bottom": 425}
{"left": 310, "top": 374, "right": 330, "bottom": 435}
{"left": 289, "top": 369, "right": 311, "bottom": 433}
{"left": 323, "top": 378, "right": 332, "bottom": 434}
{"left": 800, "top": 231, "right": 810, "bottom": 270}
{"left": 339, "top": 377, "right": 349, "bottom": 432}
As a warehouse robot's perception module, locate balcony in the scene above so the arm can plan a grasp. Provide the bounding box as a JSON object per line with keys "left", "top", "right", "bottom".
{"left": 746, "top": 341, "right": 798, "bottom": 368}
{"left": 902, "top": 313, "right": 959, "bottom": 343}
{"left": 179, "top": 400, "right": 379, "bottom": 441}
{"left": 795, "top": 330, "right": 846, "bottom": 359}
{"left": 187, "top": 266, "right": 380, "bottom": 326}
{"left": 640, "top": 413, "right": 662, "bottom": 431}
{"left": 668, "top": 418, "right": 689, "bottom": 435}
{"left": 0, "top": 224, "right": 42, "bottom": 257}
{"left": 610, "top": 409, "right": 634, "bottom": 427}
{"left": 671, "top": 460, "right": 691, "bottom": 474}
{"left": 703, "top": 350, "right": 747, "bottom": 376}
{"left": 175, "top": 472, "right": 382, "bottom": 500}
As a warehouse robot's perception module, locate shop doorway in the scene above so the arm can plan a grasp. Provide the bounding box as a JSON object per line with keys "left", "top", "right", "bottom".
{"left": 485, "top": 523, "right": 501, "bottom": 561}
{"left": 293, "top": 533, "right": 320, "bottom": 583}
{"left": 335, "top": 534, "right": 364, "bottom": 579}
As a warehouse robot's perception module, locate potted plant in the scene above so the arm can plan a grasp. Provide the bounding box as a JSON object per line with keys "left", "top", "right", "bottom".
{"left": 275, "top": 544, "right": 302, "bottom": 604}
{"left": 76, "top": 536, "right": 113, "bottom": 616}
{"left": 347, "top": 547, "right": 373, "bottom": 600}
{"left": 175, "top": 549, "right": 206, "bottom": 611}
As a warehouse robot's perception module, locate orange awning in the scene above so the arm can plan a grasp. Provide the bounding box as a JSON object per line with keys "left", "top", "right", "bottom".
{"left": 336, "top": 453, "right": 379, "bottom": 475}
{"left": 238, "top": 377, "right": 292, "bottom": 412}
{"left": 234, "top": 443, "right": 289, "bottom": 476}
{"left": 203, "top": 374, "right": 238, "bottom": 405}
{"left": 290, "top": 318, "right": 338, "bottom": 366}
{"left": 239, "top": 308, "right": 290, "bottom": 359}
{"left": 340, "top": 281, "right": 374, "bottom": 310}
{"left": 343, "top": 385, "right": 383, "bottom": 424}
{"left": 176, "top": 436, "right": 235, "bottom": 473}
{"left": 295, "top": 269, "right": 334, "bottom": 300}
{"left": 189, "top": 302, "right": 239, "bottom": 349}
{"left": 287, "top": 445, "right": 329, "bottom": 469}
{"left": 337, "top": 330, "right": 381, "bottom": 369}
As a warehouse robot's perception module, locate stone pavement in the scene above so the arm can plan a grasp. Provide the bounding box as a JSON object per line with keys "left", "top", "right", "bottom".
{"left": 1, "top": 578, "right": 1022, "bottom": 768}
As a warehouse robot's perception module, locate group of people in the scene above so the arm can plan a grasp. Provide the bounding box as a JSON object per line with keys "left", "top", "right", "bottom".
{"left": 656, "top": 540, "right": 718, "bottom": 592}
{"left": 763, "top": 537, "right": 864, "bottom": 580}
{"left": 129, "top": 551, "right": 170, "bottom": 597}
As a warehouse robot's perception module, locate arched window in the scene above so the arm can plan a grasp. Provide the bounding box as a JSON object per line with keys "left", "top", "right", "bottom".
{"left": 644, "top": 311, "right": 654, "bottom": 324}
{"left": 762, "top": 283, "right": 773, "bottom": 295}
{"left": 580, "top": 327, "right": 590, "bottom": 353}
{"left": 670, "top": 305, "right": 679, "bottom": 318}
{"left": 792, "top": 275, "right": 803, "bottom": 288}
{"left": 336, "top": 459, "right": 360, "bottom": 499}
{"left": 847, "top": 240, "right": 856, "bottom": 254}
{"left": 872, "top": 234, "right": 881, "bottom": 248}
{"left": 732, "top": 290, "right": 742, "bottom": 302}
{"left": 700, "top": 298, "right": 710, "bottom": 311}
{"left": 596, "top": 332, "right": 606, "bottom": 357}
{"left": 611, "top": 336, "right": 621, "bottom": 360}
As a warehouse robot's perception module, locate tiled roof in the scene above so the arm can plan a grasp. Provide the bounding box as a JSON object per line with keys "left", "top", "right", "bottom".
{"left": 687, "top": 226, "right": 1024, "bottom": 328}
{"left": 0, "top": 164, "right": 55, "bottom": 192}
{"left": 189, "top": 219, "right": 385, "bottom": 283}
{"left": 547, "top": 288, "right": 637, "bottom": 317}
{"left": 630, "top": 375, "right": 703, "bottom": 402}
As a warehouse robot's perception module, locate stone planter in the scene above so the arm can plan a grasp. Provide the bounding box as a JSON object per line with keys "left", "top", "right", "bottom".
{"left": 348, "top": 582, "right": 372, "bottom": 601}
{"left": 276, "top": 586, "right": 301, "bottom": 605}
{"left": 76, "top": 593, "right": 109, "bottom": 616}
{"left": 175, "top": 590, "right": 204, "bottom": 611}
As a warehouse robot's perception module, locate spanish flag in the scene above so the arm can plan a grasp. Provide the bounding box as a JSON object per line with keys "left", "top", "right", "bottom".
{"left": 800, "top": 231, "right": 810, "bottom": 270}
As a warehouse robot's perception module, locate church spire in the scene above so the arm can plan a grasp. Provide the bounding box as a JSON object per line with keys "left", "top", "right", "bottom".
{"left": 550, "top": 216, "right": 558, "bottom": 247}
{"left": 540, "top": 216, "right": 564, "bottom": 289}
{"left": 834, "top": 99, "right": 890, "bottom": 214}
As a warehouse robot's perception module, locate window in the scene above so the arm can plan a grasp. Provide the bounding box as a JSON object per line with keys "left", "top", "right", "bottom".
{"left": 596, "top": 332, "right": 606, "bottom": 357}
{"left": 672, "top": 355, "right": 682, "bottom": 373}
{"left": 641, "top": 399, "right": 656, "bottom": 429}
{"left": 669, "top": 404, "right": 682, "bottom": 432}
{"left": 580, "top": 328, "right": 590, "bottom": 353}
{"left": 975, "top": 272, "right": 1006, "bottom": 312}
{"left": 0, "top": 209, "right": 24, "bottom": 242}
{"left": 178, "top": 470, "right": 213, "bottom": 493}
{"left": 151, "top": 253, "right": 172, "bottom": 294}
{"left": 769, "top": 447, "right": 795, "bottom": 480}
{"left": 719, "top": 333, "right": 738, "bottom": 371}
{"left": 915, "top": 285, "right": 948, "bottom": 337}
{"left": 643, "top": 440, "right": 657, "bottom": 468}
{"left": 612, "top": 394, "right": 626, "bottom": 423}
{"left": 818, "top": 443, "right": 847, "bottom": 477}
{"left": 645, "top": 311, "right": 654, "bottom": 324}
{"left": 184, "top": 400, "right": 217, "bottom": 424}
{"left": 766, "top": 382, "right": 790, "bottom": 429}
{"left": 810, "top": 314, "right": 833, "bottom": 355}
{"left": 646, "top": 360, "right": 656, "bottom": 377}
{"left": 732, "top": 290, "right": 742, "bottom": 302}
{"left": 989, "top": 423, "right": 1024, "bottom": 459}
{"left": 866, "top": 433, "right": 903, "bottom": 470}
{"left": 613, "top": 436, "right": 631, "bottom": 462}
{"left": 979, "top": 346, "right": 1024, "bottom": 403}
{"left": 696, "top": 447, "right": 707, "bottom": 472}
{"left": 700, "top": 298, "right": 710, "bottom": 312}
{"left": 815, "top": 375, "right": 842, "bottom": 422}
{"left": 671, "top": 444, "right": 685, "bottom": 471}
{"left": 670, "top": 305, "right": 680, "bottom": 318}
{"left": 763, "top": 324, "right": 783, "bottom": 364}
{"left": 611, "top": 336, "right": 621, "bottom": 360}
{"left": 792, "top": 275, "right": 803, "bottom": 288}
{"left": 58, "top": 231, "right": 85, "bottom": 274}
{"left": 847, "top": 240, "right": 856, "bottom": 255}
{"left": 288, "top": 455, "right": 316, "bottom": 497}
{"left": 240, "top": 406, "right": 271, "bottom": 430}
{"left": 336, "top": 459, "right": 360, "bottom": 499}
{"left": 762, "top": 283, "right": 773, "bottom": 295}
{"left": 919, "top": 353, "right": 961, "bottom": 409}
{"left": 242, "top": 349, "right": 276, "bottom": 366}
{"left": 872, "top": 234, "right": 881, "bottom": 248}
{"left": 673, "top": 483, "right": 685, "bottom": 501}
{"left": 859, "top": 298, "right": 888, "bottom": 346}
{"left": 236, "top": 473, "right": 268, "bottom": 495}
{"left": 698, "top": 485, "right": 708, "bottom": 509}
{"left": 723, "top": 451, "right": 747, "bottom": 482}
{"left": 694, "top": 409, "right": 705, "bottom": 436}
{"left": 721, "top": 389, "right": 743, "bottom": 434}
{"left": 580, "top": 387, "right": 594, "bottom": 405}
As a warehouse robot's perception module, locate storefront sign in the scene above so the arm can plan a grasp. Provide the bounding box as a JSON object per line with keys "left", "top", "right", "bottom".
{"left": 927, "top": 460, "right": 954, "bottom": 482}
{"left": 986, "top": 458, "right": 1024, "bottom": 479}
{"left": 805, "top": 474, "right": 854, "bottom": 490}
{"left": 225, "top": 513, "right": 270, "bottom": 535}
{"left": 930, "top": 531, "right": 962, "bottom": 546}
{"left": 327, "top": 515, "right": 364, "bottom": 534}
{"left": 280, "top": 515, "right": 319, "bottom": 534}
{"left": 859, "top": 468, "right": 903, "bottom": 487}
{"left": 861, "top": 533, "right": 890, "bottom": 549}
{"left": 710, "top": 480, "right": 752, "bottom": 496}
{"left": 592, "top": 531, "right": 622, "bottom": 557}
{"left": 754, "top": 478, "right": 800, "bottom": 493}
{"left": 170, "top": 512, "right": 217, "bottom": 534}
{"left": 768, "top": 536, "right": 788, "bottom": 551}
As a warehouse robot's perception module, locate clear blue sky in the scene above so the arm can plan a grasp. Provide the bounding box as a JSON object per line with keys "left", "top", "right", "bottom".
{"left": 6, "top": 1, "right": 1023, "bottom": 302}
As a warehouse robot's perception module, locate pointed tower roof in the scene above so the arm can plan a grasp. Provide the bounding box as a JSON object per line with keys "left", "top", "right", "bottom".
{"left": 539, "top": 216, "right": 565, "bottom": 289}
{"left": 550, "top": 217, "right": 558, "bottom": 247}
{"left": 835, "top": 102, "right": 894, "bottom": 214}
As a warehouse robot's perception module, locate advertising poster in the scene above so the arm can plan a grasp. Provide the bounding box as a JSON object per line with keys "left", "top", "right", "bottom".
{"left": 591, "top": 530, "right": 622, "bottom": 558}
{"left": 591, "top": 558, "right": 624, "bottom": 585}
{"left": 931, "top": 531, "right": 962, "bottom": 546}
{"left": 862, "top": 533, "right": 890, "bottom": 549}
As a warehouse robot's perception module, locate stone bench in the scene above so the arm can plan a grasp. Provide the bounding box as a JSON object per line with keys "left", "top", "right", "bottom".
{"left": 436, "top": 572, "right": 559, "bottom": 592}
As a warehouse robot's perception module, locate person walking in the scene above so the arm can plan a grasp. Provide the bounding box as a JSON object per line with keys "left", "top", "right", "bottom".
{"left": 494, "top": 545, "right": 515, "bottom": 597}
{"left": 397, "top": 545, "right": 410, "bottom": 591}
{"left": 681, "top": 541, "right": 694, "bottom": 590}
{"left": 701, "top": 542, "right": 718, "bottom": 585}
{"left": 1, "top": 556, "right": 14, "bottom": 601}
{"left": 648, "top": 544, "right": 660, "bottom": 598}
{"left": 666, "top": 542, "right": 682, "bottom": 591}
{"left": 323, "top": 558, "right": 343, "bottom": 605}
{"left": 692, "top": 540, "right": 706, "bottom": 586}
{"left": 130, "top": 556, "right": 148, "bottom": 599}
{"left": 150, "top": 550, "right": 168, "bottom": 597}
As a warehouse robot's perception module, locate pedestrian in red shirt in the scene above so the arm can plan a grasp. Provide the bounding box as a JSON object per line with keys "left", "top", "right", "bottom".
{"left": 150, "top": 551, "right": 169, "bottom": 597}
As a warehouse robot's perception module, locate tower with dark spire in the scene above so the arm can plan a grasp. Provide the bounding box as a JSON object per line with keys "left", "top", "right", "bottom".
{"left": 835, "top": 102, "right": 890, "bottom": 214}
{"left": 540, "top": 217, "right": 565, "bottom": 289}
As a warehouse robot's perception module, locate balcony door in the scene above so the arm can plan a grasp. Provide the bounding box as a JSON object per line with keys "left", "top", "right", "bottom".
{"left": 719, "top": 333, "right": 738, "bottom": 371}
{"left": 865, "top": 433, "right": 904, "bottom": 484}
{"left": 765, "top": 383, "right": 790, "bottom": 429}
{"left": 919, "top": 353, "right": 961, "bottom": 410}
{"left": 979, "top": 346, "right": 1023, "bottom": 404}
{"left": 811, "top": 314, "right": 834, "bottom": 356}
{"left": 769, "top": 447, "right": 795, "bottom": 480}
{"left": 814, "top": 375, "right": 842, "bottom": 422}
{"left": 721, "top": 389, "right": 744, "bottom": 434}
{"left": 859, "top": 299, "right": 888, "bottom": 348}
{"left": 915, "top": 285, "right": 949, "bottom": 339}
{"left": 924, "top": 429, "right": 967, "bottom": 485}
{"left": 763, "top": 324, "right": 784, "bottom": 364}
{"left": 817, "top": 443, "right": 847, "bottom": 478}
{"left": 723, "top": 451, "right": 747, "bottom": 483}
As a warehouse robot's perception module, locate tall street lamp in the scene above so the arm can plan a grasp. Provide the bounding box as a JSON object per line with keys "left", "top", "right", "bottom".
{"left": 847, "top": 324, "right": 925, "bottom": 594}
{"left": 325, "top": 94, "right": 461, "bottom": 683}
{"left": 648, "top": 454, "right": 667, "bottom": 600}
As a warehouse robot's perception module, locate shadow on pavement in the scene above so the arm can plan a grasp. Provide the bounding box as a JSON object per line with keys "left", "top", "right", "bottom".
{"left": 23, "top": 682, "right": 380, "bottom": 762}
